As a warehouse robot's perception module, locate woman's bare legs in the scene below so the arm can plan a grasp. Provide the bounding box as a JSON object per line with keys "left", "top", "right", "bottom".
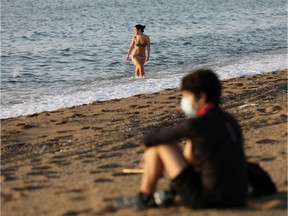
{"left": 139, "top": 64, "right": 145, "bottom": 77}
{"left": 140, "top": 144, "right": 189, "bottom": 195}
{"left": 135, "top": 66, "right": 140, "bottom": 77}
{"left": 132, "top": 56, "right": 145, "bottom": 77}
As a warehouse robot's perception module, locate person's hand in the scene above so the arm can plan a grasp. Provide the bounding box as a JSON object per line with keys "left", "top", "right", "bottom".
{"left": 126, "top": 55, "right": 130, "bottom": 61}
{"left": 145, "top": 55, "right": 149, "bottom": 62}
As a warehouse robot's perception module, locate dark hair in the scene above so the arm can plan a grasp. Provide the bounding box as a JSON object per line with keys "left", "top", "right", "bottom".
{"left": 181, "top": 69, "right": 222, "bottom": 104}
{"left": 135, "top": 24, "right": 145, "bottom": 33}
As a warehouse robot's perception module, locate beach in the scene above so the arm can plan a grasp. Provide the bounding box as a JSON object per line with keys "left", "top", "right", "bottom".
{"left": 1, "top": 69, "right": 287, "bottom": 216}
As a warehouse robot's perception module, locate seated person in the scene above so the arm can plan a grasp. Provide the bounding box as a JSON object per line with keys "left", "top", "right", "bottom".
{"left": 138, "top": 69, "right": 247, "bottom": 209}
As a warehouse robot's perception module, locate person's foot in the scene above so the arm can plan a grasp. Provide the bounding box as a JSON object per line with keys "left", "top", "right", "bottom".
{"left": 153, "top": 190, "right": 175, "bottom": 206}
{"left": 115, "top": 192, "right": 157, "bottom": 210}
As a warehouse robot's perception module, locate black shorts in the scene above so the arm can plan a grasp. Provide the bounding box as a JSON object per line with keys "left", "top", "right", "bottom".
{"left": 172, "top": 165, "right": 203, "bottom": 209}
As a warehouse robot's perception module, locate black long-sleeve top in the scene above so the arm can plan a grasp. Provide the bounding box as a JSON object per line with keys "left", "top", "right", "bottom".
{"left": 143, "top": 107, "right": 247, "bottom": 207}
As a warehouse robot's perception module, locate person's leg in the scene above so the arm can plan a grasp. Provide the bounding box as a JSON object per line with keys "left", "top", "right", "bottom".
{"left": 140, "top": 147, "right": 164, "bottom": 195}
{"left": 183, "top": 139, "right": 196, "bottom": 166}
{"left": 140, "top": 144, "right": 189, "bottom": 195}
{"left": 139, "top": 62, "right": 145, "bottom": 77}
{"left": 132, "top": 56, "right": 146, "bottom": 77}
{"left": 132, "top": 57, "right": 141, "bottom": 77}
{"left": 135, "top": 66, "right": 140, "bottom": 77}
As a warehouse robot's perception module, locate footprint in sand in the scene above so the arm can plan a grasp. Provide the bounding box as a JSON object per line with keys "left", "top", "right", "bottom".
{"left": 56, "top": 130, "right": 74, "bottom": 134}
{"left": 256, "top": 139, "right": 276, "bottom": 145}
{"left": 272, "top": 106, "right": 282, "bottom": 112}
{"left": 2, "top": 166, "right": 19, "bottom": 174}
{"left": 62, "top": 209, "right": 92, "bottom": 216}
{"left": 98, "top": 153, "right": 118, "bottom": 159}
{"left": 260, "top": 156, "right": 277, "bottom": 162}
{"left": 82, "top": 160, "right": 95, "bottom": 164}
{"left": 52, "top": 154, "right": 72, "bottom": 160}
{"left": 2, "top": 193, "right": 14, "bottom": 202}
{"left": 98, "top": 164, "right": 122, "bottom": 169}
{"left": 110, "top": 142, "right": 138, "bottom": 151}
{"left": 2, "top": 171, "right": 18, "bottom": 182}
{"left": 49, "top": 158, "right": 71, "bottom": 166}
{"left": 257, "top": 108, "right": 266, "bottom": 113}
{"left": 56, "top": 189, "right": 87, "bottom": 202}
{"left": 27, "top": 113, "right": 39, "bottom": 118}
{"left": 16, "top": 123, "right": 26, "bottom": 126}
{"left": 30, "top": 157, "right": 43, "bottom": 163}
{"left": 69, "top": 196, "right": 87, "bottom": 201}
{"left": 112, "top": 172, "right": 128, "bottom": 177}
{"left": 27, "top": 165, "right": 59, "bottom": 178}
{"left": 91, "top": 126, "right": 102, "bottom": 131}
{"left": 31, "top": 166, "right": 51, "bottom": 170}
{"left": 90, "top": 170, "right": 102, "bottom": 174}
{"left": 70, "top": 113, "right": 85, "bottom": 118}
{"left": 167, "top": 96, "right": 177, "bottom": 100}
{"left": 94, "top": 178, "right": 113, "bottom": 183}
{"left": 101, "top": 109, "right": 113, "bottom": 113}
{"left": 27, "top": 170, "right": 59, "bottom": 176}
{"left": 82, "top": 154, "right": 96, "bottom": 158}
{"left": 56, "top": 120, "right": 68, "bottom": 125}
{"left": 13, "top": 185, "right": 47, "bottom": 192}
{"left": 22, "top": 124, "right": 36, "bottom": 129}
{"left": 137, "top": 105, "right": 150, "bottom": 109}
{"left": 81, "top": 126, "right": 90, "bottom": 130}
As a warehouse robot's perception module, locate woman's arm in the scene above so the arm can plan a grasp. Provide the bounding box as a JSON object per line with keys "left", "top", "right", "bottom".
{"left": 127, "top": 37, "right": 135, "bottom": 60}
{"left": 146, "top": 36, "right": 150, "bottom": 62}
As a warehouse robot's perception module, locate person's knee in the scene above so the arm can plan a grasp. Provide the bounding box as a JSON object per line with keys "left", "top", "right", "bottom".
{"left": 143, "top": 144, "right": 181, "bottom": 161}
{"left": 155, "top": 144, "right": 189, "bottom": 179}
{"left": 143, "top": 146, "right": 158, "bottom": 158}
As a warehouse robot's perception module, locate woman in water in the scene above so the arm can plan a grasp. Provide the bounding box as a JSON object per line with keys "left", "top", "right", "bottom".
{"left": 126, "top": 24, "right": 150, "bottom": 78}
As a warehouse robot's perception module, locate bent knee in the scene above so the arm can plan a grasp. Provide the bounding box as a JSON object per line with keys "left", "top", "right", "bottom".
{"left": 144, "top": 146, "right": 158, "bottom": 155}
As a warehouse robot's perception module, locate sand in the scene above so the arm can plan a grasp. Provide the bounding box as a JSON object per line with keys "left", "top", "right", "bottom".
{"left": 1, "top": 69, "right": 287, "bottom": 216}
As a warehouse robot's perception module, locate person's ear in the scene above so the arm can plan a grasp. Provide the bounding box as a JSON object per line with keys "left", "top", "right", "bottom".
{"left": 199, "top": 92, "right": 207, "bottom": 106}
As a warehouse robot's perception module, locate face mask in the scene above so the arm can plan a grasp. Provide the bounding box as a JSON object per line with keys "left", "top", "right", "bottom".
{"left": 180, "top": 96, "right": 196, "bottom": 118}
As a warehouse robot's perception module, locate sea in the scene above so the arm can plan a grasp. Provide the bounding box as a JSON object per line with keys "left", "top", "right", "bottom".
{"left": 1, "top": 0, "right": 287, "bottom": 119}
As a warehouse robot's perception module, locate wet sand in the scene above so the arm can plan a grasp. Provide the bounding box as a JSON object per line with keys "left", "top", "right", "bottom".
{"left": 1, "top": 69, "right": 287, "bottom": 216}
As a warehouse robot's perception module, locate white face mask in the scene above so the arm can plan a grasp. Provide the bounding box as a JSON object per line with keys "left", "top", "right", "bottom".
{"left": 180, "top": 96, "right": 196, "bottom": 118}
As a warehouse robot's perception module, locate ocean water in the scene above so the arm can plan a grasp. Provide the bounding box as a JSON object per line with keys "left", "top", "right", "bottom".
{"left": 1, "top": 0, "right": 287, "bottom": 119}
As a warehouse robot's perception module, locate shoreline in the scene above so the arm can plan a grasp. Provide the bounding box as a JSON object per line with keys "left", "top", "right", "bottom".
{"left": 1, "top": 69, "right": 287, "bottom": 216}
{"left": 2, "top": 69, "right": 287, "bottom": 120}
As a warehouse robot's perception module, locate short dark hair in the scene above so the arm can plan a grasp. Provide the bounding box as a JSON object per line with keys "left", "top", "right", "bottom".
{"left": 181, "top": 69, "right": 221, "bottom": 104}
{"left": 135, "top": 24, "right": 145, "bottom": 32}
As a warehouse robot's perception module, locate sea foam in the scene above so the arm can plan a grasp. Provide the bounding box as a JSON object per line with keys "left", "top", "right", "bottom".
{"left": 1, "top": 50, "right": 286, "bottom": 119}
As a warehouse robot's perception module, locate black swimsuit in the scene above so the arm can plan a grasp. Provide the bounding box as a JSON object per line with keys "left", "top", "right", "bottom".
{"left": 135, "top": 42, "right": 147, "bottom": 47}
{"left": 134, "top": 36, "right": 147, "bottom": 48}
{"left": 133, "top": 37, "right": 147, "bottom": 60}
